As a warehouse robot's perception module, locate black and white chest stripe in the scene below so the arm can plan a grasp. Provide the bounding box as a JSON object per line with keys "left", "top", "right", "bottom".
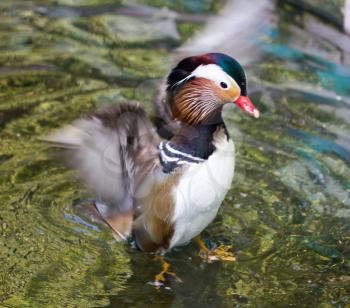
{"left": 158, "top": 141, "right": 205, "bottom": 174}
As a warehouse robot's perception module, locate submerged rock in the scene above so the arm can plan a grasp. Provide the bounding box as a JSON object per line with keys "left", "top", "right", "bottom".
{"left": 283, "top": 0, "right": 344, "bottom": 29}
{"left": 75, "top": 13, "right": 180, "bottom": 46}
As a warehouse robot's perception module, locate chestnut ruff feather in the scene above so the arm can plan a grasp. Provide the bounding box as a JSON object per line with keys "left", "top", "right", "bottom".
{"left": 172, "top": 78, "right": 222, "bottom": 126}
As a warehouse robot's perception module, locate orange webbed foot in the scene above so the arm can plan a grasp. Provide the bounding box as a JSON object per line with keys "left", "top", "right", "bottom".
{"left": 195, "top": 237, "right": 236, "bottom": 263}
{"left": 152, "top": 256, "right": 182, "bottom": 288}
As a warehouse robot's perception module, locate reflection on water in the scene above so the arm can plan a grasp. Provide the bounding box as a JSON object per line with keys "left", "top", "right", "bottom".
{"left": 0, "top": 0, "right": 349, "bottom": 306}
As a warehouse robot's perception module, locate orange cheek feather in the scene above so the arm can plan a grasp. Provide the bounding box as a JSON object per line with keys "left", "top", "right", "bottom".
{"left": 216, "top": 84, "right": 241, "bottom": 104}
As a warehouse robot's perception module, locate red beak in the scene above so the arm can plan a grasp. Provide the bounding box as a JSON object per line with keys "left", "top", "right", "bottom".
{"left": 234, "top": 96, "right": 260, "bottom": 118}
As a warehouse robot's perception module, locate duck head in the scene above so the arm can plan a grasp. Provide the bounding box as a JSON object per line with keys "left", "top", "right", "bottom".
{"left": 166, "top": 53, "right": 259, "bottom": 126}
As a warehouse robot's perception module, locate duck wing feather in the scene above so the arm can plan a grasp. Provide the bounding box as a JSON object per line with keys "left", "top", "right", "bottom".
{"left": 45, "top": 102, "right": 161, "bottom": 239}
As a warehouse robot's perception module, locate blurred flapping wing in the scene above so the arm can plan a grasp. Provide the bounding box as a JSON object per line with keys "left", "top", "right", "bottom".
{"left": 45, "top": 103, "right": 161, "bottom": 239}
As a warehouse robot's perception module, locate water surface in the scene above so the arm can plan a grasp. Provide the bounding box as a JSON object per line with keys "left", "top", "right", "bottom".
{"left": 0, "top": 0, "right": 349, "bottom": 307}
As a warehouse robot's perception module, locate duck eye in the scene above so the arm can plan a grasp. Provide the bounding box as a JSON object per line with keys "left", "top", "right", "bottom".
{"left": 220, "top": 82, "right": 228, "bottom": 89}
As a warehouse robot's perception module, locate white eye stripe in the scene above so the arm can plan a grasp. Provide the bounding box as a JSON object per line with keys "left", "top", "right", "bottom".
{"left": 172, "top": 64, "right": 239, "bottom": 91}
{"left": 191, "top": 64, "right": 234, "bottom": 86}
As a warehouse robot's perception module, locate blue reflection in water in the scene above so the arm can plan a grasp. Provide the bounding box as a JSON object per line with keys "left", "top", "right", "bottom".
{"left": 285, "top": 127, "right": 350, "bottom": 164}
{"left": 64, "top": 213, "right": 100, "bottom": 232}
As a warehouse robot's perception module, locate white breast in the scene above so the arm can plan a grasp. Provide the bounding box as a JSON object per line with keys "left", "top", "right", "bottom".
{"left": 169, "top": 134, "right": 235, "bottom": 249}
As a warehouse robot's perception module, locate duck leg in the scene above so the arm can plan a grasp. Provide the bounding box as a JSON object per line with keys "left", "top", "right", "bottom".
{"left": 195, "top": 237, "right": 236, "bottom": 263}
{"left": 153, "top": 256, "right": 182, "bottom": 287}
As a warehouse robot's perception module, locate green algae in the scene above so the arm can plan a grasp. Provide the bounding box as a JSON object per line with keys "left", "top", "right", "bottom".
{"left": 177, "top": 21, "right": 202, "bottom": 43}
{"left": 253, "top": 61, "right": 319, "bottom": 85}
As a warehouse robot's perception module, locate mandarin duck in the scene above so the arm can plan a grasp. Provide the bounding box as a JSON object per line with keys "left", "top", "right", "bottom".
{"left": 47, "top": 53, "right": 259, "bottom": 284}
